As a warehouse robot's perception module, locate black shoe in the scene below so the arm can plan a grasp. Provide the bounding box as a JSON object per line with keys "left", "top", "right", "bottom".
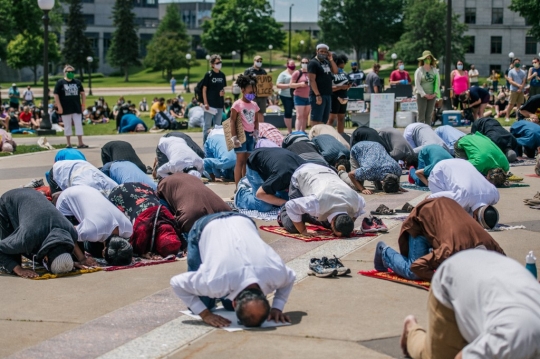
{"left": 146, "top": 166, "right": 153, "bottom": 174}
{"left": 323, "top": 255, "right": 351, "bottom": 276}
{"left": 308, "top": 258, "right": 337, "bottom": 278}
{"left": 23, "top": 178, "right": 44, "bottom": 188}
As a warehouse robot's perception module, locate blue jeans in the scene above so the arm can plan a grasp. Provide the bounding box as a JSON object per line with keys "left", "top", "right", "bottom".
{"left": 310, "top": 94, "right": 332, "bottom": 123}
{"left": 382, "top": 234, "right": 431, "bottom": 280}
{"left": 187, "top": 211, "right": 254, "bottom": 311}
{"left": 235, "top": 167, "right": 288, "bottom": 212}
{"left": 203, "top": 108, "right": 224, "bottom": 143}
{"left": 409, "top": 168, "right": 427, "bottom": 187}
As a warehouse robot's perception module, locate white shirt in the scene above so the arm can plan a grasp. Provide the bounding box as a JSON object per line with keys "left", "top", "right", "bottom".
{"left": 56, "top": 185, "right": 133, "bottom": 242}
{"left": 431, "top": 250, "right": 540, "bottom": 359}
{"left": 157, "top": 137, "right": 204, "bottom": 178}
{"left": 53, "top": 160, "right": 118, "bottom": 196}
{"left": 208, "top": 125, "right": 224, "bottom": 138}
{"left": 468, "top": 69, "right": 479, "bottom": 82}
{"left": 428, "top": 159, "right": 499, "bottom": 214}
{"left": 170, "top": 216, "right": 296, "bottom": 315}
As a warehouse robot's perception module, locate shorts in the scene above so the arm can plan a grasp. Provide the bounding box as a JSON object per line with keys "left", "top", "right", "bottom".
{"left": 254, "top": 97, "right": 267, "bottom": 114}
{"left": 234, "top": 131, "right": 255, "bottom": 153}
{"left": 294, "top": 96, "right": 310, "bottom": 106}
{"left": 509, "top": 91, "right": 525, "bottom": 106}
{"left": 331, "top": 95, "right": 348, "bottom": 114}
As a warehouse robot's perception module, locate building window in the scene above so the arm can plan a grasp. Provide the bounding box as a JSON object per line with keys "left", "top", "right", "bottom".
{"left": 85, "top": 32, "right": 99, "bottom": 58}
{"left": 491, "top": 36, "right": 502, "bottom": 54}
{"left": 135, "top": 18, "right": 159, "bottom": 28}
{"left": 139, "top": 33, "right": 153, "bottom": 58}
{"left": 492, "top": 8, "right": 503, "bottom": 25}
{"left": 526, "top": 37, "right": 538, "bottom": 55}
{"left": 82, "top": 0, "right": 94, "bottom": 3}
{"left": 103, "top": 33, "right": 112, "bottom": 62}
{"left": 464, "top": 8, "right": 476, "bottom": 24}
{"left": 133, "top": 0, "right": 157, "bottom": 8}
{"left": 83, "top": 14, "right": 95, "bottom": 25}
{"left": 465, "top": 36, "right": 475, "bottom": 53}
{"left": 489, "top": 65, "right": 502, "bottom": 74}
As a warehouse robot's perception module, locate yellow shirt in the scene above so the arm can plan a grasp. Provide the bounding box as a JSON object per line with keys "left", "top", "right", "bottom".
{"left": 150, "top": 102, "right": 166, "bottom": 119}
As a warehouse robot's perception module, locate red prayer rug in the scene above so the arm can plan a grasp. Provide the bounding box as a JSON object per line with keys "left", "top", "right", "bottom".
{"left": 260, "top": 225, "right": 378, "bottom": 242}
{"left": 358, "top": 269, "right": 430, "bottom": 291}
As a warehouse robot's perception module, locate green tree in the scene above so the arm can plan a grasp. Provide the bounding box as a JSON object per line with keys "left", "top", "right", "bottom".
{"left": 7, "top": 31, "right": 61, "bottom": 84}
{"left": 391, "top": 0, "right": 468, "bottom": 65}
{"left": 201, "top": 0, "right": 285, "bottom": 64}
{"left": 509, "top": 0, "right": 540, "bottom": 41}
{"left": 107, "top": 0, "right": 140, "bottom": 82}
{"left": 144, "top": 4, "right": 191, "bottom": 79}
{"left": 62, "top": 0, "right": 94, "bottom": 80}
{"left": 282, "top": 31, "right": 317, "bottom": 60}
{"left": 319, "top": 0, "right": 404, "bottom": 62}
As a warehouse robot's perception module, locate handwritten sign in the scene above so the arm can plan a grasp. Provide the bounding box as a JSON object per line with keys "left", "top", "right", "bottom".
{"left": 256, "top": 75, "right": 273, "bottom": 97}
{"left": 346, "top": 101, "right": 365, "bottom": 112}
{"left": 369, "top": 93, "right": 395, "bottom": 129}
{"left": 400, "top": 98, "right": 418, "bottom": 112}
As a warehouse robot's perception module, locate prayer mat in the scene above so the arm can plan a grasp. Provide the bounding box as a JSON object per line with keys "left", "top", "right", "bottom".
{"left": 96, "top": 254, "right": 178, "bottom": 272}
{"left": 238, "top": 208, "right": 280, "bottom": 221}
{"left": 400, "top": 182, "right": 431, "bottom": 192}
{"left": 358, "top": 269, "right": 430, "bottom": 291}
{"left": 488, "top": 224, "right": 526, "bottom": 232}
{"left": 510, "top": 158, "right": 537, "bottom": 167}
{"left": 260, "top": 224, "right": 378, "bottom": 242}
{"left": 506, "top": 183, "right": 530, "bottom": 188}
{"left": 525, "top": 174, "right": 540, "bottom": 178}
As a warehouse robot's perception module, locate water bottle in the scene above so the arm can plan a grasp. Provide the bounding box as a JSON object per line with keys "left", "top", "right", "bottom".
{"left": 525, "top": 251, "right": 537, "bottom": 279}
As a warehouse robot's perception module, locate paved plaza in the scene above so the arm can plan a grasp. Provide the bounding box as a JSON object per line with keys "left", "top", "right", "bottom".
{"left": 1, "top": 131, "right": 539, "bottom": 359}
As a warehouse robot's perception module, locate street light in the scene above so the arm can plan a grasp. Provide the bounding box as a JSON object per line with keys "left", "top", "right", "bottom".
{"left": 37, "top": 0, "right": 55, "bottom": 135}
{"left": 232, "top": 51, "right": 237, "bottom": 80}
{"left": 509, "top": 52, "right": 515, "bottom": 64}
{"left": 86, "top": 56, "right": 93, "bottom": 96}
{"left": 185, "top": 53, "right": 192, "bottom": 93}
{"left": 443, "top": 0, "right": 452, "bottom": 111}
{"left": 288, "top": 4, "right": 294, "bottom": 59}
{"left": 205, "top": 54, "right": 211, "bottom": 72}
{"left": 391, "top": 53, "right": 397, "bottom": 70}
{"left": 269, "top": 45, "right": 273, "bottom": 73}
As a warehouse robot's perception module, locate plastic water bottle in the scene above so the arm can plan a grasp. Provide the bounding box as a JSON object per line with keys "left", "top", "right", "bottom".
{"left": 525, "top": 251, "right": 537, "bottom": 279}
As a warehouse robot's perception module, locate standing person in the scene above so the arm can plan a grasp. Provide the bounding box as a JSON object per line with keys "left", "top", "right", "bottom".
{"left": 276, "top": 59, "right": 296, "bottom": 133}
{"left": 328, "top": 54, "right": 351, "bottom": 134}
{"left": 53, "top": 65, "right": 87, "bottom": 148}
{"left": 459, "top": 86, "right": 490, "bottom": 120}
{"left": 389, "top": 60, "right": 412, "bottom": 86}
{"left": 202, "top": 55, "right": 226, "bottom": 143}
{"left": 414, "top": 51, "right": 440, "bottom": 124}
{"left": 528, "top": 57, "right": 540, "bottom": 97}
{"left": 22, "top": 86, "right": 34, "bottom": 106}
{"left": 468, "top": 64, "right": 479, "bottom": 87}
{"left": 308, "top": 44, "right": 338, "bottom": 126}
{"left": 230, "top": 74, "right": 259, "bottom": 187}
{"left": 170, "top": 76, "right": 176, "bottom": 94}
{"left": 504, "top": 63, "right": 514, "bottom": 90}
{"left": 348, "top": 61, "right": 365, "bottom": 86}
{"left": 365, "top": 63, "right": 383, "bottom": 94}
{"left": 450, "top": 60, "right": 469, "bottom": 109}
{"left": 244, "top": 55, "right": 268, "bottom": 124}
{"left": 289, "top": 58, "right": 311, "bottom": 132}
{"left": 183, "top": 76, "right": 188, "bottom": 92}
{"left": 489, "top": 69, "right": 500, "bottom": 93}
{"left": 8, "top": 83, "right": 20, "bottom": 111}
{"left": 505, "top": 58, "right": 527, "bottom": 122}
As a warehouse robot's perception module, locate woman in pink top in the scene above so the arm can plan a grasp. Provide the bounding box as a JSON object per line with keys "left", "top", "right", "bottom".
{"left": 230, "top": 74, "right": 260, "bottom": 187}
{"left": 450, "top": 60, "right": 470, "bottom": 109}
{"left": 289, "top": 57, "right": 311, "bottom": 132}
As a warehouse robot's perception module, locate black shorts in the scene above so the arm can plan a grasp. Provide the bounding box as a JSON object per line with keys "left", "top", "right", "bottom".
{"left": 331, "top": 95, "right": 347, "bottom": 114}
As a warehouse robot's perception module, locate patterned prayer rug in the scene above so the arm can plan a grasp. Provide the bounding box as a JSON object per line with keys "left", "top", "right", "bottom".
{"left": 358, "top": 269, "right": 430, "bottom": 291}
{"left": 260, "top": 224, "right": 378, "bottom": 242}
{"left": 510, "top": 158, "right": 537, "bottom": 167}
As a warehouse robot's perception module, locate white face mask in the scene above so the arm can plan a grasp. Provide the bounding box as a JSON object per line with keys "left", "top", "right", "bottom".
{"left": 398, "top": 65, "right": 405, "bottom": 70}
{"left": 214, "top": 63, "right": 222, "bottom": 70}
{"left": 255, "top": 61, "right": 262, "bottom": 68}
{"left": 301, "top": 64, "right": 308, "bottom": 70}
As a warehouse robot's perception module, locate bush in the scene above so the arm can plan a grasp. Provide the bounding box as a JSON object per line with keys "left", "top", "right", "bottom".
{"left": 39, "top": 73, "right": 105, "bottom": 82}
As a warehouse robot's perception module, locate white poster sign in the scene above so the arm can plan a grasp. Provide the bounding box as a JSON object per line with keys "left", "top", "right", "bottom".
{"left": 369, "top": 93, "right": 395, "bottom": 129}
{"left": 346, "top": 100, "right": 365, "bottom": 112}
{"left": 400, "top": 99, "right": 418, "bottom": 112}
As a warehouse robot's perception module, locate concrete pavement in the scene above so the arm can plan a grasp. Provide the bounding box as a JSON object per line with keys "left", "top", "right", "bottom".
{"left": 1, "top": 131, "right": 539, "bottom": 359}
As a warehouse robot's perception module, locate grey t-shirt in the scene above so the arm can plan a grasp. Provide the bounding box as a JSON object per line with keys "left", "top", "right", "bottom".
{"left": 508, "top": 68, "right": 527, "bottom": 92}
{"left": 378, "top": 127, "right": 414, "bottom": 161}
{"left": 365, "top": 72, "right": 382, "bottom": 94}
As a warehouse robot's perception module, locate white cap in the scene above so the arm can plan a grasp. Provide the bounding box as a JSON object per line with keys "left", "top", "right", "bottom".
{"left": 83, "top": 109, "right": 89, "bottom": 116}
{"left": 316, "top": 44, "right": 329, "bottom": 50}
{"left": 188, "top": 170, "right": 201, "bottom": 179}
{"left": 526, "top": 251, "right": 536, "bottom": 264}
{"left": 12, "top": 83, "right": 16, "bottom": 87}
{"left": 50, "top": 253, "right": 74, "bottom": 274}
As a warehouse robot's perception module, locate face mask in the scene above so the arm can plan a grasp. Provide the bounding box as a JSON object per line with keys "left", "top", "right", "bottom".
{"left": 424, "top": 59, "right": 431, "bottom": 65}
{"left": 398, "top": 65, "right": 405, "bottom": 70}
{"left": 214, "top": 63, "right": 222, "bottom": 70}
{"left": 245, "top": 93, "right": 256, "bottom": 101}
{"left": 225, "top": 101, "right": 231, "bottom": 106}
{"left": 66, "top": 72, "right": 75, "bottom": 80}
{"left": 317, "top": 54, "right": 327, "bottom": 61}
{"left": 96, "top": 111, "right": 101, "bottom": 115}
{"left": 255, "top": 62, "right": 262, "bottom": 68}
{"left": 301, "top": 64, "right": 308, "bottom": 70}
{"left": 123, "top": 110, "right": 128, "bottom": 114}
{"left": 515, "top": 63, "right": 521, "bottom": 68}
{"left": 457, "top": 65, "right": 463, "bottom": 70}
{"left": 534, "top": 63, "right": 539, "bottom": 69}
{"left": 351, "top": 67, "right": 357, "bottom": 71}
{"left": 287, "top": 64, "right": 296, "bottom": 70}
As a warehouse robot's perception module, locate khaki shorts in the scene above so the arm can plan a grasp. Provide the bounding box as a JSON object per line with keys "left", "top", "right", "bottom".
{"left": 509, "top": 91, "right": 525, "bottom": 106}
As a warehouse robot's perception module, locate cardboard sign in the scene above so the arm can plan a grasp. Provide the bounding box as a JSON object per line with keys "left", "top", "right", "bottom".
{"left": 256, "top": 75, "right": 273, "bottom": 97}
{"left": 347, "top": 100, "right": 365, "bottom": 112}
{"left": 400, "top": 99, "right": 418, "bottom": 112}
{"left": 369, "top": 93, "right": 395, "bottom": 129}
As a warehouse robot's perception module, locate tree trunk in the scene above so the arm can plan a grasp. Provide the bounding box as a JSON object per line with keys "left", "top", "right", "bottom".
{"left": 124, "top": 66, "right": 129, "bottom": 82}
{"left": 33, "top": 65, "right": 38, "bottom": 85}
{"left": 240, "top": 51, "right": 244, "bottom": 65}
{"left": 162, "top": 68, "right": 165, "bottom": 79}
{"left": 166, "top": 69, "right": 172, "bottom": 80}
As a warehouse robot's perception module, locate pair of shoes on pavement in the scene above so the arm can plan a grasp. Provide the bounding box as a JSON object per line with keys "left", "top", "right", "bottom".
{"left": 361, "top": 216, "right": 388, "bottom": 233}
{"left": 22, "top": 178, "right": 44, "bottom": 189}
{"left": 308, "top": 256, "right": 351, "bottom": 278}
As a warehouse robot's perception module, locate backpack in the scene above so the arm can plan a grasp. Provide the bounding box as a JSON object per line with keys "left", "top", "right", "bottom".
{"left": 194, "top": 71, "right": 212, "bottom": 103}
{"left": 154, "top": 111, "right": 178, "bottom": 130}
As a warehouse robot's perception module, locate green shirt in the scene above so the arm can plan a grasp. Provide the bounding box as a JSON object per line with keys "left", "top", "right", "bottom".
{"left": 457, "top": 133, "right": 510, "bottom": 175}
{"left": 419, "top": 144, "right": 453, "bottom": 177}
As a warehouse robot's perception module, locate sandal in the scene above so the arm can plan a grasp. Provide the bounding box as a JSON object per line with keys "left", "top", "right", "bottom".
{"left": 507, "top": 172, "right": 523, "bottom": 182}
{"left": 370, "top": 204, "right": 395, "bottom": 215}
{"left": 395, "top": 202, "right": 414, "bottom": 213}
{"left": 77, "top": 144, "right": 89, "bottom": 149}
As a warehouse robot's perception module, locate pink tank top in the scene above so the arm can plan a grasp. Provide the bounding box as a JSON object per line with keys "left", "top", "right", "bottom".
{"left": 452, "top": 70, "right": 469, "bottom": 95}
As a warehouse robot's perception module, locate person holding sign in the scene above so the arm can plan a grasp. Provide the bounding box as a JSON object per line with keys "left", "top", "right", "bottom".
{"left": 308, "top": 44, "right": 338, "bottom": 126}
{"left": 230, "top": 74, "right": 260, "bottom": 187}
{"left": 414, "top": 51, "right": 440, "bottom": 124}
{"left": 244, "top": 56, "right": 268, "bottom": 124}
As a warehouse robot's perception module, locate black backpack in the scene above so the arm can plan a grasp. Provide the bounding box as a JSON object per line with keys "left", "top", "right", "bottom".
{"left": 194, "top": 71, "right": 212, "bottom": 103}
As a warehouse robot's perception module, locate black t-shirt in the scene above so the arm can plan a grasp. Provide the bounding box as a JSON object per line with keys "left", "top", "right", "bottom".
{"left": 247, "top": 148, "right": 306, "bottom": 194}
{"left": 521, "top": 94, "right": 540, "bottom": 114}
{"left": 244, "top": 67, "right": 267, "bottom": 77}
{"left": 332, "top": 72, "right": 349, "bottom": 98}
{"left": 53, "top": 79, "right": 84, "bottom": 115}
{"left": 170, "top": 102, "right": 183, "bottom": 115}
{"left": 495, "top": 99, "right": 508, "bottom": 111}
{"left": 469, "top": 87, "right": 489, "bottom": 103}
{"left": 202, "top": 70, "right": 226, "bottom": 108}
{"left": 308, "top": 58, "right": 333, "bottom": 96}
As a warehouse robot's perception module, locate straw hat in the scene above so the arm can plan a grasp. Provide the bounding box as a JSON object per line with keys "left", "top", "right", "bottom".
{"left": 417, "top": 50, "right": 437, "bottom": 62}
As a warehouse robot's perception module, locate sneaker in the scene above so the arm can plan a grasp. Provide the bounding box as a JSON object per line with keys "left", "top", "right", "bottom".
{"left": 505, "top": 118, "right": 510, "bottom": 122}
{"left": 372, "top": 216, "right": 388, "bottom": 232}
{"left": 374, "top": 241, "right": 388, "bottom": 272}
{"left": 23, "top": 178, "right": 44, "bottom": 188}
{"left": 308, "top": 258, "right": 337, "bottom": 278}
{"left": 146, "top": 166, "right": 153, "bottom": 175}
{"left": 323, "top": 255, "right": 351, "bottom": 276}
{"left": 361, "top": 217, "right": 379, "bottom": 233}
{"left": 434, "top": 120, "right": 442, "bottom": 126}
{"left": 408, "top": 166, "right": 415, "bottom": 184}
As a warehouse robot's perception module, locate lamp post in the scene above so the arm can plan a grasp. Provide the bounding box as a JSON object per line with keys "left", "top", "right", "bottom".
{"left": 391, "top": 53, "right": 397, "bottom": 70}
{"left": 232, "top": 51, "right": 237, "bottom": 80}
{"left": 288, "top": 4, "right": 294, "bottom": 59}
{"left": 269, "top": 45, "right": 273, "bottom": 72}
{"left": 37, "top": 0, "right": 55, "bottom": 135}
{"left": 508, "top": 51, "right": 515, "bottom": 64}
{"left": 442, "top": 0, "right": 452, "bottom": 111}
{"left": 205, "top": 54, "right": 210, "bottom": 72}
{"left": 185, "top": 53, "right": 192, "bottom": 93}
{"left": 86, "top": 56, "right": 93, "bottom": 96}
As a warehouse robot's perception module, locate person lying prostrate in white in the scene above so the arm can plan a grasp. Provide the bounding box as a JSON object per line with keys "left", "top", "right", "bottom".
{"left": 55, "top": 185, "right": 133, "bottom": 242}
{"left": 52, "top": 159, "right": 118, "bottom": 196}
{"left": 156, "top": 136, "right": 204, "bottom": 179}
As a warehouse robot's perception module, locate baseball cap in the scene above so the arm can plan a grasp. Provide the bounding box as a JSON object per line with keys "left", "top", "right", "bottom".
{"left": 254, "top": 55, "right": 263, "bottom": 61}
{"left": 351, "top": 62, "right": 358, "bottom": 66}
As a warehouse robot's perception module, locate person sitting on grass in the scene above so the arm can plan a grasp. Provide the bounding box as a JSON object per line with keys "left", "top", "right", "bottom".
{"left": 0, "top": 129, "right": 16, "bottom": 153}
{"left": 471, "top": 117, "right": 517, "bottom": 162}
{"left": 203, "top": 130, "right": 236, "bottom": 182}
{"left": 279, "top": 163, "right": 365, "bottom": 237}
{"left": 0, "top": 189, "right": 96, "bottom": 278}
{"left": 18, "top": 106, "right": 38, "bottom": 129}
{"left": 373, "top": 197, "right": 505, "bottom": 281}
{"left": 408, "top": 144, "right": 453, "bottom": 187}
{"left": 170, "top": 212, "right": 295, "bottom": 328}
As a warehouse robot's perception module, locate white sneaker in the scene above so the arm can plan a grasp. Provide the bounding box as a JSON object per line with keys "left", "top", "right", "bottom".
{"left": 505, "top": 119, "right": 510, "bottom": 122}
{"left": 434, "top": 120, "right": 442, "bottom": 126}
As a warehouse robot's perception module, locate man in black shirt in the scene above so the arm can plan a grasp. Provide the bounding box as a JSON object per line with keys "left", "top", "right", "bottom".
{"left": 349, "top": 62, "right": 365, "bottom": 86}
{"left": 308, "top": 44, "right": 338, "bottom": 126}
{"left": 235, "top": 148, "right": 305, "bottom": 212}
{"left": 53, "top": 64, "right": 87, "bottom": 148}
{"left": 202, "top": 54, "right": 226, "bottom": 143}
{"left": 169, "top": 98, "right": 184, "bottom": 121}
{"left": 519, "top": 94, "right": 540, "bottom": 122}
{"left": 244, "top": 55, "right": 268, "bottom": 124}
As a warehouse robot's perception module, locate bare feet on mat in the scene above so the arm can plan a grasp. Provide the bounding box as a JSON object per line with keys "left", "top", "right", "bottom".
{"left": 400, "top": 315, "right": 418, "bottom": 357}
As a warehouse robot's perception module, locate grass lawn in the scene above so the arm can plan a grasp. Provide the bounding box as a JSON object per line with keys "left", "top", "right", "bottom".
{"left": 0, "top": 143, "right": 66, "bottom": 157}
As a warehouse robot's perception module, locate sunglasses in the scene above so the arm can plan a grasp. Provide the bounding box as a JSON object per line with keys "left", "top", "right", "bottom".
{"left": 214, "top": 61, "right": 222, "bottom": 65}
{"left": 301, "top": 62, "right": 309, "bottom": 64}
